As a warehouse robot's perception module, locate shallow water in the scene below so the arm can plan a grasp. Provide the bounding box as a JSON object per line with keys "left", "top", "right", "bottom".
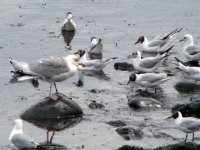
{"left": 0, "top": 0, "right": 200, "bottom": 149}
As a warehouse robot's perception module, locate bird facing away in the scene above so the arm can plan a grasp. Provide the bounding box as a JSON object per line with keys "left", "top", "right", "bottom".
{"left": 132, "top": 50, "right": 167, "bottom": 73}
{"left": 167, "top": 111, "right": 200, "bottom": 142}
{"left": 135, "top": 28, "right": 182, "bottom": 53}
{"left": 61, "top": 12, "right": 76, "bottom": 32}
{"left": 180, "top": 34, "right": 200, "bottom": 61}
{"left": 10, "top": 54, "right": 81, "bottom": 100}
{"left": 127, "top": 72, "right": 169, "bottom": 93}
{"left": 9, "top": 119, "right": 41, "bottom": 149}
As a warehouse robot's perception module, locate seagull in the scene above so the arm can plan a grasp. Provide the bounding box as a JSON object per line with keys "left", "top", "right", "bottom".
{"left": 180, "top": 34, "right": 200, "bottom": 61}
{"left": 167, "top": 111, "right": 200, "bottom": 142}
{"left": 87, "top": 37, "right": 103, "bottom": 60}
{"left": 131, "top": 50, "right": 167, "bottom": 73}
{"left": 9, "top": 119, "right": 41, "bottom": 149}
{"left": 61, "top": 12, "right": 76, "bottom": 32}
{"left": 176, "top": 58, "right": 200, "bottom": 81}
{"left": 10, "top": 54, "right": 81, "bottom": 100}
{"left": 135, "top": 28, "right": 182, "bottom": 53}
{"left": 75, "top": 49, "right": 117, "bottom": 71}
{"left": 127, "top": 72, "right": 169, "bottom": 93}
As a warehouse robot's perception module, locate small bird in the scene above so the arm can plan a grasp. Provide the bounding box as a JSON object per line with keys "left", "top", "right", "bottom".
{"left": 10, "top": 54, "right": 81, "bottom": 100}
{"left": 127, "top": 72, "right": 169, "bottom": 93}
{"left": 61, "top": 12, "right": 76, "bottom": 32}
{"left": 88, "top": 37, "right": 103, "bottom": 60}
{"left": 180, "top": 34, "right": 200, "bottom": 61}
{"left": 75, "top": 49, "right": 117, "bottom": 71}
{"left": 9, "top": 119, "right": 41, "bottom": 149}
{"left": 131, "top": 50, "right": 167, "bottom": 73}
{"left": 167, "top": 111, "right": 200, "bottom": 142}
{"left": 135, "top": 28, "right": 182, "bottom": 53}
{"left": 176, "top": 58, "right": 200, "bottom": 81}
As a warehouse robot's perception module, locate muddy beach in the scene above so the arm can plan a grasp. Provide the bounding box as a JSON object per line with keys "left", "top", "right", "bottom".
{"left": 0, "top": 0, "right": 200, "bottom": 150}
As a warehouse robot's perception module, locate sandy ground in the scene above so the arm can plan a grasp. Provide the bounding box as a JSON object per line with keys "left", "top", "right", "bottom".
{"left": 0, "top": 0, "right": 200, "bottom": 149}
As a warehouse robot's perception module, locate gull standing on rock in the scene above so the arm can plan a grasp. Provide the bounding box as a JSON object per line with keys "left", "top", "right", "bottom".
{"left": 167, "top": 111, "right": 200, "bottom": 142}
{"left": 61, "top": 12, "right": 76, "bottom": 32}
{"left": 131, "top": 50, "right": 167, "bottom": 73}
{"left": 10, "top": 54, "right": 81, "bottom": 100}
{"left": 9, "top": 119, "right": 41, "bottom": 149}
{"left": 135, "top": 28, "right": 182, "bottom": 53}
{"left": 180, "top": 34, "right": 200, "bottom": 61}
{"left": 127, "top": 72, "right": 170, "bottom": 93}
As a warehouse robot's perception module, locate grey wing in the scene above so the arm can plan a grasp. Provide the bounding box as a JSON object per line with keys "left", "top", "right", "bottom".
{"left": 141, "top": 74, "right": 166, "bottom": 83}
{"left": 29, "top": 56, "right": 69, "bottom": 79}
{"left": 140, "top": 59, "right": 160, "bottom": 69}
{"left": 88, "top": 42, "right": 97, "bottom": 51}
{"left": 185, "top": 45, "right": 200, "bottom": 55}
{"left": 180, "top": 119, "right": 200, "bottom": 131}
{"left": 11, "top": 133, "right": 38, "bottom": 149}
{"left": 148, "top": 39, "right": 166, "bottom": 47}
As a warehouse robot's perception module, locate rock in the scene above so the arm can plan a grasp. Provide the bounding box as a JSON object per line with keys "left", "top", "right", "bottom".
{"left": 174, "top": 81, "right": 200, "bottom": 93}
{"left": 172, "top": 97, "right": 200, "bottom": 118}
{"left": 116, "top": 126, "right": 144, "bottom": 140}
{"left": 127, "top": 96, "right": 163, "bottom": 110}
{"left": 118, "top": 142, "right": 200, "bottom": 150}
{"left": 106, "top": 120, "right": 126, "bottom": 127}
{"left": 88, "top": 101, "right": 105, "bottom": 109}
{"left": 114, "top": 62, "right": 134, "bottom": 71}
{"left": 20, "top": 93, "right": 83, "bottom": 131}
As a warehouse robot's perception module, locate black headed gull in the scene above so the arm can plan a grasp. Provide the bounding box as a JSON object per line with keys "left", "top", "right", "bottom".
{"left": 132, "top": 50, "right": 167, "bottom": 73}
{"left": 61, "top": 12, "right": 76, "bottom": 32}
{"left": 135, "top": 28, "right": 182, "bottom": 53}
{"left": 180, "top": 34, "right": 200, "bottom": 61}
{"left": 167, "top": 111, "right": 200, "bottom": 142}
{"left": 127, "top": 72, "right": 169, "bottom": 93}
{"left": 9, "top": 119, "right": 41, "bottom": 149}
{"left": 10, "top": 54, "right": 81, "bottom": 100}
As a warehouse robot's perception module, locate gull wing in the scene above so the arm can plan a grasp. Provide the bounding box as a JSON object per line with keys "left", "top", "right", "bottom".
{"left": 140, "top": 73, "right": 167, "bottom": 83}
{"left": 180, "top": 118, "right": 200, "bottom": 131}
{"left": 185, "top": 45, "right": 200, "bottom": 55}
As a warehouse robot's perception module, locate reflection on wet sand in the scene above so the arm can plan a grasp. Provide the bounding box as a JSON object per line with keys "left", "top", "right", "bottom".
{"left": 62, "top": 31, "right": 75, "bottom": 50}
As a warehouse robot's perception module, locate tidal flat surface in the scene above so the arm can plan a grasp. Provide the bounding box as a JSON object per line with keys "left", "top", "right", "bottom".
{"left": 0, "top": 0, "right": 200, "bottom": 149}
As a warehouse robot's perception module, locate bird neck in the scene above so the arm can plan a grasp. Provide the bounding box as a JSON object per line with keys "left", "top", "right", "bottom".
{"left": 142, "top": 37, "right": 149, "bottom": 47}
{"left": 186, "top": 37, "right": 194, "bottom": 46}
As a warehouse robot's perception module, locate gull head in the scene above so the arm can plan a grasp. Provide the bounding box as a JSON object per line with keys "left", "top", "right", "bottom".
{"left": 14, "top": 119, "right": 23, "bottom": 131}
{"left": 127, "top": 72, "right": 136, "bottom": 84}
{"left": 91, "top": 37, "right": 98, "bottom": 44}
{"left": 166, "top": 111, "right": 182, "bottom": 120}
{"left": 74, "top": 49, "right": 86, "bottom": 58}
{"left": 135, "top": 36, "right": 145, "bottom": 44}
{"left": 179, "top": 34, "right": 193, "bottom": 43}
{"left": 68, "top": 55, "right": 80, "bottom": 66}
{"left": 66, "top": 12, "right": 73, "bottom": 20}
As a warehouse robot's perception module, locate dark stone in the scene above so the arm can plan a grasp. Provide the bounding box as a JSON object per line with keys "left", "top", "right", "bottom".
{"left": 106, "top": 120, "right": 126, "bottom": 127}
{"left": 88, "top": 101, "right": 105, "bottom": 109}
{"left": 116, "top": 126, "right": 144, "bottom": 140}
{"left": 174, "top": 81, "right": 200, "bottom": 93}
{"left": 114, "top": 62, "right": 134, "bottom": 71}
{"left": 20, "top": 93, "right": 83, "bottom": 131}
{"left": 127, "top": 96, "right": 163, "bottom": 110}
{"left": 172, "top": 98, "right": 200, "bottom": 118}
{"left": 118, "top": 142, "right": 200, "bottom": 150}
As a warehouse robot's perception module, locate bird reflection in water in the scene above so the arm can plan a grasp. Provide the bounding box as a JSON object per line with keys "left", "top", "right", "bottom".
{"left": 62, "top": 31, "right": 75, "bottom": 50}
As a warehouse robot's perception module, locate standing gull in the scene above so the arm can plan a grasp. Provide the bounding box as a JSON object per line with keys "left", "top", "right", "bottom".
{"left": 61, "top": 12, "right": 76, "bottom": 32}
{"left": 167, "top": 111, "right": 200, "bottom": 142}
{"left": 9, "top": 119, "right": 41, "bottom": 149}
{"left": 180, "top": 34, "right": 200, "bottom": 61}
{"left": 10, "top": 54, "right": 81, "bottom": 100}
{"left": 127, "top": 72, "right": 169, "bottom": 93}
{"left": 135, "top": 28, "right": 181, "bottom": 53}
{"left": 87, "top": 37, "right": 103, "bottom": 60}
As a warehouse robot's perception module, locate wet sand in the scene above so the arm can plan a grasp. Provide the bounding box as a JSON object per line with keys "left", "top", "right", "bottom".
{"left": 0, "top": 0, "right": 200, "bottom": 149}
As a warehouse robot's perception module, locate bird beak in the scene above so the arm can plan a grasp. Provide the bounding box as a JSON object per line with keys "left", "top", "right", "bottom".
{"left": 165, "top": 115, "right": 173, "bottom": 120}
{"left": 179, "top": 38, "right": 184, "bottom": 42}
{"left": 127, "top": 80, "right": 131, "bottom": 85}
{"left": 135, "top": 40, "right": 139, "bottom": 44}
{"left": 78, "top": 63, "right": 86, "bottom": 67}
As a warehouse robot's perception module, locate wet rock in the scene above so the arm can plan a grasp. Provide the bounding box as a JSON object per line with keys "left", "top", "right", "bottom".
{"left": 172, "top": 97, "right": 200, "bottom": 118}
{"left": 88, "top": 101, "right": 105, "bottom": 109}
{"left": 116, "top": 126, "right": 144, "bottom": 140}
{"left": 20, "top": 93, "right": 83, "bottom": 131}
{"left": 127, "top": 96, "right": 163, "bottom": 110}
{"left": 114, "top": 62, "right": 134, "bottom": 71}
{"left": 89, "top": 89, "right": 105, "bottom": 93}
{"left": 118, "top": 142, "right": 200, "bottom": 150}
{"left": 106, "top": 120, "right": 126, "bottom": 127}
{"left": 174, "top": 81, "right": 200, "bottom": 93}
{"left": 39, "top": 143, "right": 68, "bottom": 150}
